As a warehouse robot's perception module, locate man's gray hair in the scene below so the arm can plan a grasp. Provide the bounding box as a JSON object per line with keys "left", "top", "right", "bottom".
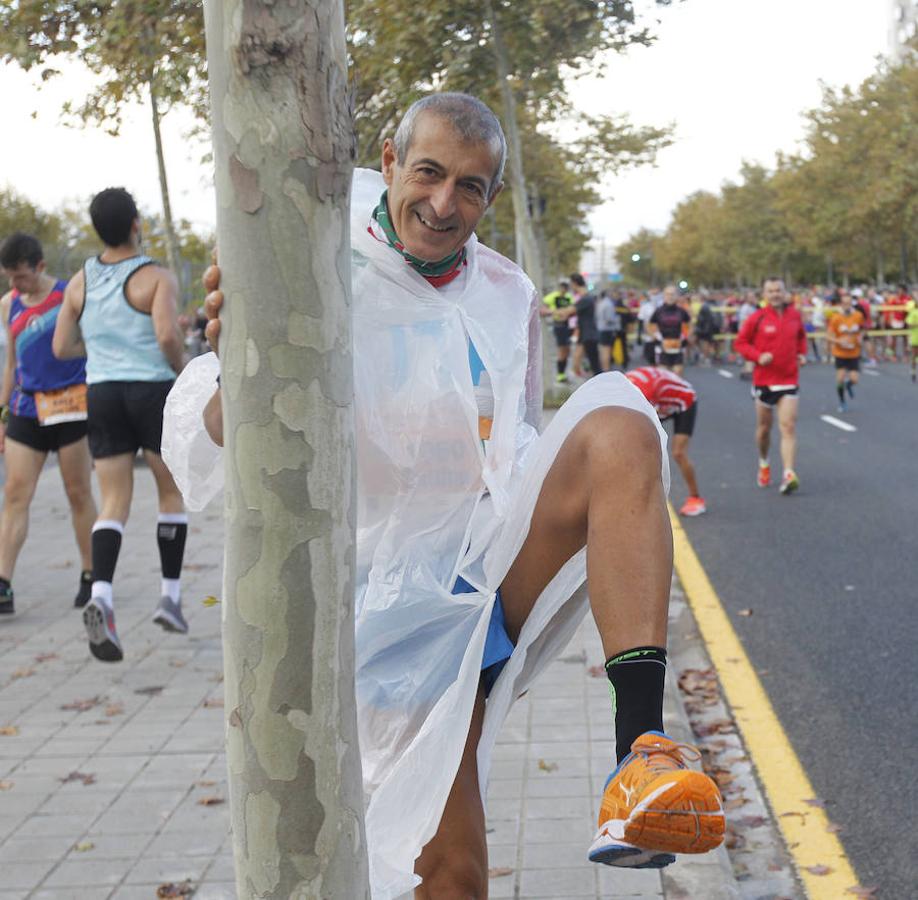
{"left": 393, "top": 93, "right": 507, "bottom": 198}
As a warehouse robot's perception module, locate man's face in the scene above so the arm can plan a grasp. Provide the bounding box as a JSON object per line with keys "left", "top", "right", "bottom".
{"left": 663, "top": 286, "right": 677, "bottom": 305}
{"left": 762, "top": 280, "right": 786, "bottom": 307}
{"left": 2, "top": 261, "right": 44, "bottom": 294}
{"left": 840, "top": 292, "right": 853, "bottom": 311}
{"left": 381, "top": 113, "right": 502, "bottom": 261}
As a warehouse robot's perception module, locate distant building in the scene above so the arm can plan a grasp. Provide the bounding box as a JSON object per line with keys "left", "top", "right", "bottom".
{"left": 889, "top": 0, "right": 918, "bottom": 61}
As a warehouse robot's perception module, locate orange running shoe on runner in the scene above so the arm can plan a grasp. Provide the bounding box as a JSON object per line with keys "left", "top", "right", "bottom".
{"left": 757, "top": 462, "right": 770, "bottom": 488}
{"left": 678, "top": 496, "right": 706, "bottom": 517}
{"left": 589, "top": 732, "right": 724, "bottom": 866}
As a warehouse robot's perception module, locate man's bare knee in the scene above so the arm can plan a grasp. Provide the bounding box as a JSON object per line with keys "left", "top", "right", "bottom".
{"left": 576, "top": 406, "right": 662, "bottom": 482}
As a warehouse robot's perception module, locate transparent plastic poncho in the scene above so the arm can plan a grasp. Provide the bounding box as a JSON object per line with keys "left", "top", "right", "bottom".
{"left": 162, "top": 168, "right": 669, "bottom": 899}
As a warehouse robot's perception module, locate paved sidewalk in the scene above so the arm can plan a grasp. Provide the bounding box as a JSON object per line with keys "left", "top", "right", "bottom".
{"left": 0, "top": 463, "right": 740, "bottom": 899}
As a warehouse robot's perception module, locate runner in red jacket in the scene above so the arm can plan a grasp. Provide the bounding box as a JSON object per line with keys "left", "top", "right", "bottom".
{"left": 734, "top": 277, "right": 807, "bottom": 495}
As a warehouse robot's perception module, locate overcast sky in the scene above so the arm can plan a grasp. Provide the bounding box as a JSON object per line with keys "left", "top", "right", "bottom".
{"left": 0, "top": 0, "right": 893, "bottom": 269}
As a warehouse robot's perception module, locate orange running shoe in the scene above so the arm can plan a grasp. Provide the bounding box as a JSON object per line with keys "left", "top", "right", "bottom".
{"left": 589, "top": 732, "right": 724, "bottom": 865}
{"left": 757, "top": 462, "right": 770, "bottom": 488}
{"left": 678, "top": 496, "right": 707, "bottom": 517}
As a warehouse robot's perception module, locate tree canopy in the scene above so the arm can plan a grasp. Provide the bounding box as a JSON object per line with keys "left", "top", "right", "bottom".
{"left": 617, "top": 53, "right": 918, "bottom": 288}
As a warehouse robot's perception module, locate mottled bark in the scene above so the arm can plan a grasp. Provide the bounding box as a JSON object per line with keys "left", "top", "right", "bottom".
{"left": 202, "top": 1, "right": 368, "bottom": 897}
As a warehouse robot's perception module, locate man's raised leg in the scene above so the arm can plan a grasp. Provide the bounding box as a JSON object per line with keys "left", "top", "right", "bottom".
{"left": 500, "top": 406, "right": 723, "bottom": 866}
{"left": 755, "top": 401, "right": 773, "bottom": 487}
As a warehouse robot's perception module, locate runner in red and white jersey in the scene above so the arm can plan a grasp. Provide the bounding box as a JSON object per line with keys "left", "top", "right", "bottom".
{"left": 626, "top": 367, "right": 705, "bottom": 516}
{"left": 734, "top": 276, "right": 807, "bottom": 495}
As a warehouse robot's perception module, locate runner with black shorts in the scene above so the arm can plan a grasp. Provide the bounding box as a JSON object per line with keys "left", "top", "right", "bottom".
{"left": 626, "top": 366, "right": 705, "bottom": 516}
{"left": 541, "top": 280, "right": 573, "bottom": 383}
{"left": 735, "top": 277, "right": 807, "bottom": 495}
{"left": 0, "top": 233, "right": 96, "bottom": 615}
{"left": 649, "top": 285, "right": 691, "bottom": 374}
{"left": 826, "top": 290, "right": 864, "bottom": 413}
{"left": 53, "top": 187, "right": 187, "bottom": 662}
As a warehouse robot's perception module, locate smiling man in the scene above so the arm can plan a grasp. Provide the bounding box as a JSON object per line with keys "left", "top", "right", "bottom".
{"left": 175, "top": 93, "right": 724, "bottom": 900}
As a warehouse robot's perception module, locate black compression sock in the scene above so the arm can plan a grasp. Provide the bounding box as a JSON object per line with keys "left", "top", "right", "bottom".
{"left": 605, "top": 646, "right": 667, "bottom": 764}
{"left": 846, "top": 380, "right": 855, "bottom": 398}
{"left": 837, "top": 385, "right": 845, "bottom": 404}
{"left": 91, "top": 524, "right": 123, "bottom": 584}
{"left": 557, "top": 359, "right": 566, "bottom": 376}
{"left": 157, "top": 514, "right": 188, "bottom": 579}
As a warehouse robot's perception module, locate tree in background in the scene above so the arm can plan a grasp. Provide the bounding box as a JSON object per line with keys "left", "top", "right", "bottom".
{"left": 0, "top": 1, "right": 208, "bottom": 281}
{"left": 619, "top": 52, "right": 918, "bottom": 288}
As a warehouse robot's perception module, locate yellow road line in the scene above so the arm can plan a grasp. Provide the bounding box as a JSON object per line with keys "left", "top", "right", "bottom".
{"left": 669, "top": 508, "right": 862, "bottom": 899}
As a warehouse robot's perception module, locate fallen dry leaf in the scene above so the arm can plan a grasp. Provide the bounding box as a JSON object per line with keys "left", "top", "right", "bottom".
{"left": 157, "top": 882, "right": 195, "bottom": 898}
{"left": 536, "top": 759, "right": 558, "bottom": 773}
{"left": 0, "top": 780, "right": 14, "bottom": 790}
{"left": 201, "top": 595, "right": 221, "bottom": 607}
{"left": 104, "top": 703, "right": 124, "bottom": 717}
{"left": 845, "top": 887, "right": 878, "bottom": 898}
{"left": 737, "top": 608, "right": 753, "bottom": 617}
{"left": 724, "top": 796, "right": 748, "bottom": 810}
{"left": 74, "top": 840, "right": 95, "bottom": 852}
{"left": 11, "top": 667, "right": 35, "bottom": 679}
{"left": 196, "top": 779, "right": 216, "bottom": 788}
{"left": 724, "top": 827, "right": 746, "bottom": 850}
{"left": 203, "top": 698, "right": 224, "bottom": 708}
{"left": 135, "top": 686, "right": 164, "bottom": 696}
{"left": 169, "top": 659, "right": 187, "bottom": 668}
{"left": 34, "top": 652, "right": 58, "bottom": 663}
{"left": 197, "top": 795, "right": 224, "bottom": 806}
{"left": 587, "top": 664, "right": 605, "bottom": 678}
{"left": 488, "top": 867, "right": 513, "bottom": 878}
{"left": 805, "top": 864, "right": 833, "bottom": 876}
{"left": 0, "top": 725, "right": 19, "bottom": 736}
{"left": 60, "top": 696, "right": 103, "bottom": 712}
{"left": 60, "top": 771, "right": 96, "bottom": 786}
{"left": 737, "top": 815, "right": 768, "bottom": 828}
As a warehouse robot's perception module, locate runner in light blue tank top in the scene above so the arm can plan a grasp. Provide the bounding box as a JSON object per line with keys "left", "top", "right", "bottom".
{"left": 79, "top": 255, "right": 176, "bottom": 384}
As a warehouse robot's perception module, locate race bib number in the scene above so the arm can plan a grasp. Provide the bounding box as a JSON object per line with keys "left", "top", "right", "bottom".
{"left": 35, "top": 383, "right": 88, "bottom": 426}
{"left": 662, "top": 337, "right": 682, "bottom": 353}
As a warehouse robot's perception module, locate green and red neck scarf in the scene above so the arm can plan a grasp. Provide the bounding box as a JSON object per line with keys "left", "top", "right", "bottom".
{"left": 371, "top": 191, "right": 467, "bottom": 288}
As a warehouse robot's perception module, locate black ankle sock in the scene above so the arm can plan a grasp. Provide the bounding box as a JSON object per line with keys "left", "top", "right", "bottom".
{"left": 157, "top": 517, "right": 188, "bottom": 579}
{"left": 0, "top": 576, "right": 10, "bottom": 590}
{"left": 91, "top": 528, "right": 122, "bottom": 584}
{"left": 556, "top": 359, "right": 566, "bottom": 375}
{"left": 605, "top": 646, "right": 667, "bottom": 764}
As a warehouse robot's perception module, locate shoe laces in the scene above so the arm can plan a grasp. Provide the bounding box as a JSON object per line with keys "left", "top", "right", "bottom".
{"left": 636, "top": 737, "right": 701, "bottom": 774}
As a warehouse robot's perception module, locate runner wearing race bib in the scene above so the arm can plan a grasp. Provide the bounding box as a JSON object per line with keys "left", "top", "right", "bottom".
{"left": 825, "top": 290, "right": 865, "bottom": 413}
{"left": 0, "top": 233, "right": 96, "bottom": 615}
{"left": 649, "top": 285, "right": 691, "bottom": 374}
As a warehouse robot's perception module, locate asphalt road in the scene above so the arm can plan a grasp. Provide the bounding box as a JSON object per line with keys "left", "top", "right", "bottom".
{"left": 672, "top": 358, "right": 916, "bottom": 898}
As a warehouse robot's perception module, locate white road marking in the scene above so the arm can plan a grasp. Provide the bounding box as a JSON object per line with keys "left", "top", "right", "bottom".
{"left": 864, "top": 369, "right": 879, "bottom": 377}
{"left": 820, "top": 415, "right": 857, "bottom": 433}
{"left": 718, "top": 369, "right": 734, "bottom": 379}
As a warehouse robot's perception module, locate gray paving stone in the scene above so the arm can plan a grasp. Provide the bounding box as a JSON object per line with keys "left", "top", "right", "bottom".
{"left": 123, "top": 855, "right": 210, "bottom": 884}
{"left": 0, "top": 834, "right": 76, "bottom": 862}
{"left": 31, "top": 890, "right": 111, "bottom": 900}
{"left": 519, "top": 865, "right": 596, "bottom": 896}
{"left": 42, "top": 857, "right": 132, "bottom": 888}
{"left": 2, "top": 859, "right": 56, "bottom": 889}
